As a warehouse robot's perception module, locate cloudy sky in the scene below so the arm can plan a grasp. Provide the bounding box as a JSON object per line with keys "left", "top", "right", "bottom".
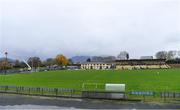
{"left": 0, "top": 0, "right": 180, "bottom": 60}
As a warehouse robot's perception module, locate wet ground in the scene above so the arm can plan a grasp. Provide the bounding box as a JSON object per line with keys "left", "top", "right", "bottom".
{"left": 0, "top": 93, "right": 180, "bottom": 109}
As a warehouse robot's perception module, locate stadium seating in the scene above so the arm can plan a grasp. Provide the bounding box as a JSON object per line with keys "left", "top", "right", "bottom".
{"left": 115, "top": 59, "right": 170, "bottom": 70}
{"left": 116, "top": 64, "right": 170, "bottom": 70}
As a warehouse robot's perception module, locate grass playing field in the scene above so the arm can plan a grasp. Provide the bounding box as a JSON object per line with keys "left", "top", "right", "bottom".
{"left": 0, "top": 69, "right": 180, "bottom": 92}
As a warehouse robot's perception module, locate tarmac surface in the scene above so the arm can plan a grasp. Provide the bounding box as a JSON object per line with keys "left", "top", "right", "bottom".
{"left": 0, "top": 93, "right": 180, "bottom": 109}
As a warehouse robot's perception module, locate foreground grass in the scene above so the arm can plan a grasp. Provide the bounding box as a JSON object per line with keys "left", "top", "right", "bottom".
{"left": 0, "top": 69, "right": 180, "bottom": 92}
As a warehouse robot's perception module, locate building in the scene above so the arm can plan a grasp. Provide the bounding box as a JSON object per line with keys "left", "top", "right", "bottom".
{"left": 140, "top": 56, "right": 153, "bottom": 60}
{"left": 67, "top": 64, "right": 81, "bottom": 70}
{"left": 81, "top": 59, "right": 170, "bottom": 70}
{"left": 115, "top": 59, "right": 169, "bottom": 70}
{"left": 81, "top": 62, "right": 112, "bottom": 70}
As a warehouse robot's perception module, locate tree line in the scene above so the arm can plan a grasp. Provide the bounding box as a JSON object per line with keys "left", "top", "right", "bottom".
{"left": 0, "top": 54, "right": 71, "bottom": 70}
{"left": 155, "top": 50, "right": 180, "bottom": 60}
{"left": 0, "top": 50, "right": 180, "bottom": 71}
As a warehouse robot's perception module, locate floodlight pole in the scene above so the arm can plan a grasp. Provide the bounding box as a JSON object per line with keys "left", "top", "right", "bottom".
{"left": 4, "top": 52, "right": 8, "bottom": 75}
{"left": 22, "top": 60, "right": 32, "bottom": 71}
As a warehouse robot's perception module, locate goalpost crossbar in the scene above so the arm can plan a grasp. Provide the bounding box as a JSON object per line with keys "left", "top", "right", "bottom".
{"left": 82, "top": 83, "right": 105, "bottom": 91}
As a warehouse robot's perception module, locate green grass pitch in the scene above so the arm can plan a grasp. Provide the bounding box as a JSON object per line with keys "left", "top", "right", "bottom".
{"left": 0, "top": 69, "right": 180, "bottom": 92}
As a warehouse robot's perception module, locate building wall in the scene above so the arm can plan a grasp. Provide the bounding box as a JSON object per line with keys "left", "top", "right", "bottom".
{"left": 81, "top": 63, "right": 111, "bottom": 70}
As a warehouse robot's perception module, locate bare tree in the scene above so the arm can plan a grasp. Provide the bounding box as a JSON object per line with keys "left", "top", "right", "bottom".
{"left": 43, "top": 58, "right": 55, "bottom": 68}
{"left": 155, "top": 51, "right": 168, "bottom": 59}
{"left": 117, "top": 51, "right": 129, "bottom": 60}
{"left": 27, "top": 57, "right": 42, "bottom": 70}
{"left": 167, "top": 51, "right": 176, "bottom": 60}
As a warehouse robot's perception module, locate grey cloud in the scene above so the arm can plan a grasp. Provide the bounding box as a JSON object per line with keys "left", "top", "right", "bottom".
{"left": 164, "top": 34, "right": 180, "bottom": 44}
{"left": 0, "top": 0, "right": 180, "bottom": 59}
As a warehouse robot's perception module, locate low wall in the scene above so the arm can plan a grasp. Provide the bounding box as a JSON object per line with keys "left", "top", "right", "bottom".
{"left": 82, "top": 91, "right": 126, "bottom": 99}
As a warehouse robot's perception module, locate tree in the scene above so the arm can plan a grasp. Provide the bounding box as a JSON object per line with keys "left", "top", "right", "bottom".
{"left": 155, "top": 51, "right": 168, "bottom": 59}
{"left": 126, "top": 53, "right": 129, "bottom": 60}
{"left": 175, "top": 50, "right": 180, "bottom": 59}
{"left": 117, "top": 51, "right": 129, "bottom": 60}
{"left": 27, "top": 57, "right": 42, "bottom": 70}
{"left": 13, "top": 60, "right": 21, "bottom": 68}
{"left": 0, "top": 61, "right": 12, "bottom": 70}
{"left": 43, "top": 58, "right": 56, "bottom": 68}
{"left": 167, "top": 51, "right": 176, "bottom": 60}
{"left": 68, "top": 58, "right": 73, "bottom": 65}
{"left": 55, "top": 54, "right": 69, "bottom": 66}
{"left": 178, "top": 51, "right": 180, "bottom": 56}
{"left": 86, "top": 58, "right": 91, "bottom": 62}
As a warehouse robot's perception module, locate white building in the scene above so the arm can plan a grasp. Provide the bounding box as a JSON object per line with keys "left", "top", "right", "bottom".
{"left": 81, "top": 62, "right": 111, "bottom": 70}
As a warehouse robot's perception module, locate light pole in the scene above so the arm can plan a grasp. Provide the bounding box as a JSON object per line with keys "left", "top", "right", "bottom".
{"left": 4, "top": 52, "right": 8, "bottom": 75}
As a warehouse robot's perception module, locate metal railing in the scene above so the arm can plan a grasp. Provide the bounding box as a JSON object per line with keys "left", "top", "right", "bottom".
{"left": 0, "top": 85, "right": 81, "bottom": 98}
{"left": 0, "top": 86, "right": 179, "bottom": 102}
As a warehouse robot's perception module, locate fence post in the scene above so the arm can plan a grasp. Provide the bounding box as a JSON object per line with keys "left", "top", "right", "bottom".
{"left": 164, "top": 92, "right": 166, "bottom": 102}
{"left": 28, "top": 87, "right": 31, "bottom": 94}
{"left": 16, "top": 87, "right": 18, "bottom": 93}
{"left": 71, "top": 89, "right": 73, "bottom": 97}
{"left": 20, "top": 86, "right": 22, "bottom": 93}
{"left": 5, "top": 86, "right": 8, "bottom": 92}
{"left": 41, "top": 88, "right": 44, "bottom": 95}
{"left": 143, "top": 95, "right": 145, "bottom": 102}
{"left": 153, "top": 92, "right": 155, "bottom": 98}
{"left": 36, "top": 87, "right": 40, "bottom": 94}
{"left": 22, "top": 87, "right": 24, "bottom": 93}
{"left": 55, "top": 88, "right": 58, "bottom": 96}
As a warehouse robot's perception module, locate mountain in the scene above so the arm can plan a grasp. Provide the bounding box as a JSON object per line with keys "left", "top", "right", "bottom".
{"left": 0, "top": 57, "right": 16, "bottom": 63}
{"left": 71, "top": 56, "right": 90, "bottom": 64}
{"left": 91, "top": 56, "right": 116, "bottom": 62}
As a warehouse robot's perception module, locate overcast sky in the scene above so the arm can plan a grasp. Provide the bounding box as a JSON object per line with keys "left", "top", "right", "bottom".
{"left": 0, "top": 0, "right": 180, "bottom": 60}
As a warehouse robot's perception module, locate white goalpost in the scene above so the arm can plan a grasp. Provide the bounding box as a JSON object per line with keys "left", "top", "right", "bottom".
{"left": 22, "top": 59, "right": 32, "bottom": 71}
{"left": 82, "top": 83, "right": 105, "bottom": 91}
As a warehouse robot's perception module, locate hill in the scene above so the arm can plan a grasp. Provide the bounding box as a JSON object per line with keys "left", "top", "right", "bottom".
{"left": 71, "top": 56, "right": 90, "bottom": 64}
{"left": 0, "top": 57, "right": 16, "bottom": 63}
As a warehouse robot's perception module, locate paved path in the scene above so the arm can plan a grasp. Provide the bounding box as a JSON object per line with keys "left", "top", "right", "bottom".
{"left": 0, "top": 93, "right": 180, "bottom": 109}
